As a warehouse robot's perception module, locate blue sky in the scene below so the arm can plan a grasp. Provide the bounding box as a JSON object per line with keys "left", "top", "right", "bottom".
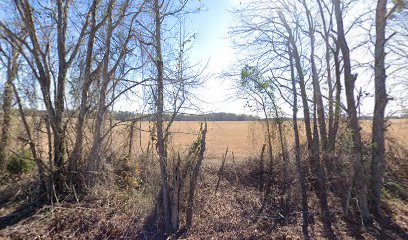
{"left": 188, "top": 0, "right": 252, "bottom": 115}
{"left": 186, "top": 0, "right": 407, "bottom": 117}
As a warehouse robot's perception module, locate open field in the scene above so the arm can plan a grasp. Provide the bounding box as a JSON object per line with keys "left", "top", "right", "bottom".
{"left": 133, "top": 119, "right": 408, "bottom": 159}
{"left": 146, "top": 121, "right": 265, "bottom": 159}
{"left": 4, "top": 117, "right": 407, "bottom": 160}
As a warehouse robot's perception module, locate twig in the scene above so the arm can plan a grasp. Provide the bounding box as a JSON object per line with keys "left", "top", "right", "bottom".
{"left": 215, "top": 147, "right": 228, "bottom": 193}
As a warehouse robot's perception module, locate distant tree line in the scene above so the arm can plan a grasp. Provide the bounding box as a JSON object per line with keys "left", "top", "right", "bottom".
{"left": 113, "top": 111, "right": 260, "bottom": 121}
{"left": 4, "top": 108, "right": 408, "bottom": 122}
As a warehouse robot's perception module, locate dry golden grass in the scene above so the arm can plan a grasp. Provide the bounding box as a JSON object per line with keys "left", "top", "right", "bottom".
{"left": 4, "top": 115, "right": 406, "bottom": 162}
{"left": 130, "top": 119, "right": 408, "bottom": 160}
{"left": 385, "top": 119, "right": 408, "bottom": 145}
{"left": 164, "top": 121, "right": 265, "bottom": 159}
{"left": 103, "top": 121, "right": 267, "bottom": 160}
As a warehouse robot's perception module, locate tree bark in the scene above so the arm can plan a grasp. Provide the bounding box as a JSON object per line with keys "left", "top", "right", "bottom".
{"left": 128, "top": 120, "right": 136, "bottom": 159}
{"left": 311, "top": 108, "right": 336, "bottom": 239}
{"left": 289, "top": 43, "right": 310, "bottom": 240}
{"left": 333, "top": 0, "right": 372, "bottom": 225}
{"left": 171, "top": 154, "right": 181, "bottom": 231}
{"left": 331, "top": 44, "right": 342, "bottom": 152}
{"left": 316, "top": 0, "right": 337, "bottom": 155}
{"left": 303, "top": 0, "right": 329, "bottom": 151}
{"left": 301, "top": 3, "right": 336, "bottom": 237}
{"left": 70, "top": 0, "right": 99, "bottom": 174}
{"left": 371, "top": 0, "right": 388, "bottom": 217}
{"left": 53, "top": 0, "right": 69, "bottom": 176}
{"left": 88, "top": 0, "right": 114, "bottom": 175}
{"left": 262, "top": 103, "right": 274, "bottom": 176}
{"left": 154, "top": 0, "right": 172, "bottom": 234}
{"left": 259, "top": 144, "right": 266, "bottom": 192}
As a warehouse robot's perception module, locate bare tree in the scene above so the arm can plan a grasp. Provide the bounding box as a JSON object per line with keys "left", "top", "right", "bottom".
{"left": 278, "top": 6, "right": 335, "bottom": 237}
{"left": 86, "top": 0, "right": 116, "bottom": 175}
{"left": 289, "top": 41, "right": 310, "bottom": 240}
{"left": 316, "top": 0, "right": 336, "bottom": 151}
{"left": 299, "top": 1, "right": 335, "bottom": 237}
{"left": 0, "top": 0, "right": 92, "bottom": 193}
{"left": 278, "top": 11, "right": 313, "bottom": 149}
{"left": 229, "top": 1, "right": 337, "bottom": 236}
{"left": 138, "top": 0, "right": 204, "bottom": 234}
{"left": 153, "top": 0, "right": 172, "bottom": 232}
{"left": 69, "top": 0, "right": 102, "bottom": 174}
{"left": 371, "top": 0, "right": 404, "bottom": 217}
{"left": 333, "top": 0, "right": 372, "bottom": 225}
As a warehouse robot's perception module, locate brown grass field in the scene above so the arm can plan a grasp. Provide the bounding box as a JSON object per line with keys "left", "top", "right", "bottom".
{"left": 132, "top": 119, "right": 408, "bottom": 159}
{"left": 6, "top": 117, "right": 408, "bottom": 160}
{"left": 144, "top": 121, "right": 266, "bottom": 159}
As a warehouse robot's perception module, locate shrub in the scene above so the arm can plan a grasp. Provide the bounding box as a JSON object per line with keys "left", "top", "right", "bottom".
{"left": 6, "top": 150, "right": 35, "bottom": 175}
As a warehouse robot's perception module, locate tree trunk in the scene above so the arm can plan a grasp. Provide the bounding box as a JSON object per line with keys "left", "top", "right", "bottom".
{"left": 301, "top": 3, "right": 336, "bottom": 237}
{"left": 289, "top": 43, "right": 310, "bottom": 240}
{"left": 171, "top": 154, "right": 181, "bottom": 232}
{"left": 154, "top": 0, "right": 172, "bottom": 234}
{"left": 371, "top": 0, "right": 388, "bottom": 217}
{"left": 331, "top": 44, "right": 342, "bottom": 152}
{"left": 0, "top": 47, "right": 19, "bottom": 169}
{"left": 128, "top": 120, "right": 136, "bottom": 159}
{"left": 186, "top": 123, "right": 207, "bottom": 228}
{"left": 215, "top": 147, "right": 228, "bottom": 193}
{"left": 333, "top": 0, "right": 372, "bottom": 225}
{"left": 52, "top": 0, "right": 70, "bottom": 190}
{"left": 278, "top": 12, "right": 313, "bottom": 149}
{"left": 316, "top": 0, "right": 336, "bottom": 156}
{"left": 318, "top": 0, "right": 335, "bottom": 150}
{"left": 88, "top": 0, "right": 113, "bottom": 175}
{"left": 262, "top": 104, "right": 274, "bottom": 177}
{"left": 292, "top": 44, "right": 313, "bottom": 149}
{"left": 259, "top": 144, "right": 266, "bottom": 192}
{"left": 308, "top": 24, "right": 329, "bottom": 151}
{"left": 311, "top": 108, "right": 336, "bottom": 239}
{"left": 70, "top": 0, "right": 99, "bottom": 174}
{"left": 259, "top": 102, "right": 274, "bottom": 204}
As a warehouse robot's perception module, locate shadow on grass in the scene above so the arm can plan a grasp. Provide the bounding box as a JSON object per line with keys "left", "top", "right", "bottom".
{"left": 0, "top": 199, "right": 46, "bottom": 230}
{"left": 372, "top": 203, "right": 408, "bottom": 240}
{"left": 137, "top": 201, "right": 164, "bottom": 240}
{"left": 0, "top": 178, "right": 47, "bottom": 230}
{"left": 342, "top": 202, "right": 408, "bottom": 240}
{"left": 137, "top": 193, "right": 190, "bottom": 240}
{"left": 136, "top": 184, "right": 169, "bottom": 239}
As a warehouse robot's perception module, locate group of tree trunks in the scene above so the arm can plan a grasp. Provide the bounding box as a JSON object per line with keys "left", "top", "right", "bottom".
{"left": 0, "top": 0, "right": 406, "bottom": 238}
{"left": 232, "top": 0, "right": 406, "bottom": 239}
{"left": 0, "top": 0, "right": 208, "bottom": 236}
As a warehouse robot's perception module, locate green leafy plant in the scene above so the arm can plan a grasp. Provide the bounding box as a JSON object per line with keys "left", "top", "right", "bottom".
{"left": 6, "top": 150, "right": 35, "bottom": 175}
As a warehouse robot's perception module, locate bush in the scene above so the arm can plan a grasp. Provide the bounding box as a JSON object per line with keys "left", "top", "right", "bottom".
{"left": 6, "top": 150, "right": 35, "bottom": 175}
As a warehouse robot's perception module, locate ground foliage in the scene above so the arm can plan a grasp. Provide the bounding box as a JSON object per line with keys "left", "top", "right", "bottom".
{"left": 0, "top": 143, "right": 407, "bottom": 239}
